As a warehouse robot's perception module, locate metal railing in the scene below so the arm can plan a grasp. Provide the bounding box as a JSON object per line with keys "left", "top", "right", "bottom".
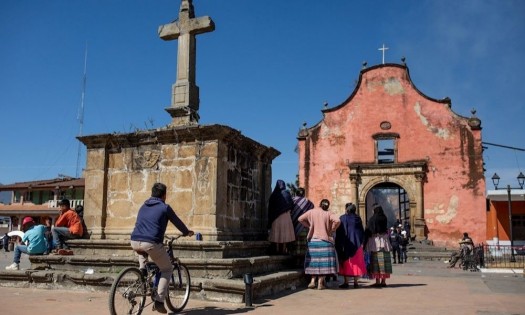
{"left": 482, "top": 244, "right": 525, "bottom": 269}
{"left": 47, "top": 199, "right": 84, "bottom": 208}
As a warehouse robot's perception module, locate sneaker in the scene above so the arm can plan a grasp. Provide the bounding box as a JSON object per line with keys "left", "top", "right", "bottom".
{"left": 5, "top": 263, "right": 19, "bottom": 271}
{"left": 152, "top": 300, "right": 167, "bottom": 313}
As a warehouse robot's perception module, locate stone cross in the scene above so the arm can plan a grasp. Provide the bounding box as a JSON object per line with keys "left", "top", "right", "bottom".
{"left": 158, "top": 0, "right": 215, "bottom": 126}
{"left": 378, "top": 44, "right": 389, "bottom": 65}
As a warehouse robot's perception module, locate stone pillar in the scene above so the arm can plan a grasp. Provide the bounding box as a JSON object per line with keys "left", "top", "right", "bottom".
{"left": 83, "top": 147, "right": 110, "bottom": 240}
{"left": 350, "top": 174, "right": 363, "bottom": 218}
{"left": 414, "top": 173, "right": 425, "bottom": 239}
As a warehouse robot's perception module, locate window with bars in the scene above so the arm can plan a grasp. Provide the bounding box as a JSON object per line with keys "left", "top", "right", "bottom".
{"left": 377, "top": 138, "right": 395, "bottom": 164}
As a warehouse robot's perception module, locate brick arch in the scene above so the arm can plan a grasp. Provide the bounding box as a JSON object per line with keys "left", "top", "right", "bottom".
{"left": 349, "top": 162, "right": 427, "bottom": 239}
{"left": 359, "top": 176, "right": 416, "bottom": 204}
{"left": 359, "top": 176, "right": 416, "bottom": 227}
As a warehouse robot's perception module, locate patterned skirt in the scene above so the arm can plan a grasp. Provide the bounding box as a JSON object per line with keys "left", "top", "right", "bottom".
{"left": 304, "top": 239, "right": 338, "bottom": 275}
{"left": 339, "top": 247, "right": 367, "bottom": 277}
{"left": 289, "top": 229, "right": 308, "bottom": 257}
{"left": 369, "top": 251, "right": 393, "bottom": 280}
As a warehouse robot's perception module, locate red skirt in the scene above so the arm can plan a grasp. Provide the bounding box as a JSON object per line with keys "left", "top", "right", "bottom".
{"left": 338, "top": 247, "right": 367, "bottom": 277}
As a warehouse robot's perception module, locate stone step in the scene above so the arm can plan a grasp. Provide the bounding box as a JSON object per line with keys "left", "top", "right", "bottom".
{"left": 405, "top": 241, "right": 454, "bottom": 261}
{"left": 66, "top": 239, "right": 271, "bottom": 259}
{"left": 28, "top": 254, "right": 295, "bottom": 279}
{"left": 0, "top": 268, "right": 306, "bottom": 303}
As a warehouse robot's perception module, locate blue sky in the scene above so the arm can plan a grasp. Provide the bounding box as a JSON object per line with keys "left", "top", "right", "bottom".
{"left": 1, "top": 0, "right": 524, "bottom": 189}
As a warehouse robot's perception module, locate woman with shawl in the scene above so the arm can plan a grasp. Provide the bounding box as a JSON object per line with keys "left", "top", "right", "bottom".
{"left": 335, "top": 203, "right": 366, "bottom": 288}
{"left": 268, "top": 179, "right": 295, "bottom": 254}
{"left": 289, "top": 187, "right": 314, "bottom": 262}
{"left": 298, "top": 199, "right": 340, "bottom": 290}
{"left": 365, "top": 204, "right": 393, "bottom": 287}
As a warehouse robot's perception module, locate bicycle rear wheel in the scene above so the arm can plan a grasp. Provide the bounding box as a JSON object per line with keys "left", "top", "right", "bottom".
{"left": 165, "top": 263, "right": 191, "bottom": 312}
{"left": 109, "top": 267, "right": 147, "bottom": 315}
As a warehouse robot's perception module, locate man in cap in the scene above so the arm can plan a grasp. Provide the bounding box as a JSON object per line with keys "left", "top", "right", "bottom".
{"left": 51, "top": 198, "right": 84, "bottom": 254}
{"left": 5, "top": 217, "right": 47, "bottom": 270}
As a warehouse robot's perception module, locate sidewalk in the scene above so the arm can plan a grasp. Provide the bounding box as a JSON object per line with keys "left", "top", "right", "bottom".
{"left": 1, "top": 251, "right": 524, "bottom": 315}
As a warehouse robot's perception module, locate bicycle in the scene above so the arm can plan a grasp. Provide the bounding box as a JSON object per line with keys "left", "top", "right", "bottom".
{"left": 109, "top": 235, "right": 191, "bottom": 315}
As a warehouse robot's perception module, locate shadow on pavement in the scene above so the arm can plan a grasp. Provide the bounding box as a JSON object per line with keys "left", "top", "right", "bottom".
{"left": 179, "top": 306, "right": 259, "bottom": 314}
{"left": 372, "top": 283, "right": 427, "bottom": 288}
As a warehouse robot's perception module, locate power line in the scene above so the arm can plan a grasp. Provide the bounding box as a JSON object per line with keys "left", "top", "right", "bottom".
{"left": 482, "top": 142, "right": 525, "bottom": 152}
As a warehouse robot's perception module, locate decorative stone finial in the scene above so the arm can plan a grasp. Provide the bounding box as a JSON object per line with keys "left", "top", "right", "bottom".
{"left": 298, "top": 122, "right": 309, "bottom": 138}
{"left": 468, "top": 107, "right": 482, "bottom": 130}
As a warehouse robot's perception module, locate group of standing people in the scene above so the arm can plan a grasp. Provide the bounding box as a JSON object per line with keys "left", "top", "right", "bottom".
{"left": 389, "top": 224, "right": 410, "bottom": 264}
{"left": 267, "top": 179, "right": 397, "bottom": 289}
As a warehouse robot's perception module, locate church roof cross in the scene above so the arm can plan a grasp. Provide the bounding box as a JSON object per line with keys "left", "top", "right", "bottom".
{"left": 158, "top": 0, "right": 215, "bottom": 126}
{"left": 378, "top": 44, "right": 389, "bottom": 65}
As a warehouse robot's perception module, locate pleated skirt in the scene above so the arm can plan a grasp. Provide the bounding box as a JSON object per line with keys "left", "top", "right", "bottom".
{"left": 338, "top": 247, "right": 367, "bottom": 277}
{"left": 268, "top": 211, "right": 295, "bottom": 243}
{"left": 304, "top": 239, "right": 337, "bottom": 275}
{"left": 369, "top": 250, "right": 393, "bottom": 279}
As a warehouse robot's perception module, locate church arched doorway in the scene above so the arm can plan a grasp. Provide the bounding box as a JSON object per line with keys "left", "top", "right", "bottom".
{"left": 364, "top": 182, "right": 410, "bottom": 229}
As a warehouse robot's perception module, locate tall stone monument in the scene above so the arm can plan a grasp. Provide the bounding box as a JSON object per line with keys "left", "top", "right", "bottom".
{"left": 78, "top": 0, "right": 279, "bottom": 241}
{"left": 158, "top": 0, "right": 215, "bottom": 126}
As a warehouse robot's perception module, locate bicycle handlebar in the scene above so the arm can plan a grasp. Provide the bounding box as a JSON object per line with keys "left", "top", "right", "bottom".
{"left": 164, "top": 234, "right": 189, "bottom": 246}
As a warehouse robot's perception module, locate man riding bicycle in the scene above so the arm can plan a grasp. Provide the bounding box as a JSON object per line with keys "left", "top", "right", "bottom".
{"left": 131, "top": 183, "right": 194, "bottom": 313}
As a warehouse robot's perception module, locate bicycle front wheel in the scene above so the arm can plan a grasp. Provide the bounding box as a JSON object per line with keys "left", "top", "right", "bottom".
{"left": 109, "top": 267, "right": 147, "bottom": 315}
{"left": 165, "top": 263, "right": 191, "bottom": 312}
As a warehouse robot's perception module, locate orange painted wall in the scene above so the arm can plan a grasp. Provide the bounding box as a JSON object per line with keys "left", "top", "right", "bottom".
{"left": 487, "top": 200, "right": 525, "bottom": 242}
{"left": 298, "top": 64, "right": 486, "bottom": 247}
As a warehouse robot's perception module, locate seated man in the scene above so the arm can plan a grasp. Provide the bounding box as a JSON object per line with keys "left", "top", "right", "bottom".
{"left": 5, "top": 217, "right": 47, "bottom": 270}
{"left": 51, "top": 199, "right": 84, "bottom": 253}
{"left": 448, "top": 232, "right": 474, "bottom": 268}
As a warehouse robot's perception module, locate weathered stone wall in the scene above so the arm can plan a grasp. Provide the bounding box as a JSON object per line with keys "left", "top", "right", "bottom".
{"left": 298, "top": 64, "right": 486, "bottom": 247}
{"left": 218, "top": 143, "right": 272, "bottom": 240}
{"left": 79, "top": 125, "right": 279, "bottom": 241}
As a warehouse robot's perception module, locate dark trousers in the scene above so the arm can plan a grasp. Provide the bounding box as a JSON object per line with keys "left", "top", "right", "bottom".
{"left": 392, "top": 245, "right": 401, "bottom": 262}
{"left": 401, "top": 247, "right": 407, "bottom": 262}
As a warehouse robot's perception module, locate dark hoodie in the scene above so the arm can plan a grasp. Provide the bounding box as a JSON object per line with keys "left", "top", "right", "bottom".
{"left": 131, "top": 197, "right": 190, "bottom": 244}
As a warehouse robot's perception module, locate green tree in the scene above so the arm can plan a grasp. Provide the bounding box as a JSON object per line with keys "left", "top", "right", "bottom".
{"left": 286, "top": 174, "right": 300, "bottom": 196}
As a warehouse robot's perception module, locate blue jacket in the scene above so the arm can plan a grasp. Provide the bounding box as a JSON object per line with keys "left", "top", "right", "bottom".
{"left": 23, "top": 225, "right": 48, "bottom": 254}
{"left": 131, "top": 197, "right": 190, "bottom": 244}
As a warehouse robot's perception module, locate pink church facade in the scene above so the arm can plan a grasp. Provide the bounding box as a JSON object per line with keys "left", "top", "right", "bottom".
{"left": 297, "top": 64, "right": 486, "bottom": 247}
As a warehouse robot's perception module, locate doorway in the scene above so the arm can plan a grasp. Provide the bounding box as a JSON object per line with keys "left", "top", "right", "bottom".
{"left": 364, "top": 182, "right": 410, "bottom": 228}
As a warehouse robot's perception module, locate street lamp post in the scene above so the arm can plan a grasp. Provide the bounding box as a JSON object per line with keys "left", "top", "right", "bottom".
{"left": 491, "top": 172, "right": 525, "bottom": 263}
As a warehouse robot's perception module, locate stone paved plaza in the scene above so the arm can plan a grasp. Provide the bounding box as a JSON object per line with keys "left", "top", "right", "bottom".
{"left": 1, "top": 250, "right": 524, "bottom": 315}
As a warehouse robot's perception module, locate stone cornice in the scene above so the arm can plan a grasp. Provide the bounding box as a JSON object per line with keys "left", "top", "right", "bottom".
{"left": 348, "top": 160, "right": 427, "bottom": 176}
{"left": 78, "top": 124, "right": 280, "bottom": 161}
